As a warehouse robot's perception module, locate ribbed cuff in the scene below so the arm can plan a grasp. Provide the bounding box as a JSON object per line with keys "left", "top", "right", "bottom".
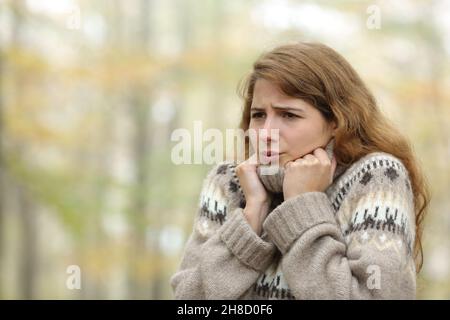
{"left": 263, "top": 192, "right": 337, "bottom": 254}
{"left": 220, "top": 208, "right": 277, "bottom": 272}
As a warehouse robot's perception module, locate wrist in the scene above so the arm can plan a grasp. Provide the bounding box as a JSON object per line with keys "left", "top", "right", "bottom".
{"left": 246, "top": 198, "right": 270, "bottom": 210}
{"left": 243, "top": 202, "right": 270, "bottom": 236}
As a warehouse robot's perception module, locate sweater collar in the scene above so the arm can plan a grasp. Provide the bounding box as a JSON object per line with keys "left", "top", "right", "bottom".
{"left": 333, "top": 162, "right": 349, "bottom": 181}
{"left": 256, "top": 161, "right": 349, "bottom": 195}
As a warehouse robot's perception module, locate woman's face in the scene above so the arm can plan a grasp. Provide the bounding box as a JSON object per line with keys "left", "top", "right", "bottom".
{"left": 249, "top": 78, "right": 336, "bottom": 167}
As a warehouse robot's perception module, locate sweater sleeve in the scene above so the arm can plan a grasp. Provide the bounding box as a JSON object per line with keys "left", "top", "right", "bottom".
{"left": 262, "top": 157, "right": 417, "bottom": 299}
{"left": 170, "top": 163, "right": 277, "bottom": 299}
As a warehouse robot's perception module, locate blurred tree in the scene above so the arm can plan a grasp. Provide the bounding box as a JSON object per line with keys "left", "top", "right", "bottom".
{"left": 0, "top": 23, "right": 5, "bottom": 300}
{"left": 0, "top": 0, "right": 447, "bottom": 300}
{"left": 10, "top": 0, "right": 39, "bottom": 299}
{"left": 126, "top": 0, "right": 154, "bottom": 299}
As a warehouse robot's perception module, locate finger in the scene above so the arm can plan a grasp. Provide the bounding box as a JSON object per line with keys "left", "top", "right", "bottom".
{"left": 313, "top": 148, "right": 331, "bottom": 164}
{"left": 302, "top": 154, "right": 319, "bottom": 164}
{"left": 293, "top": 157, "right": 306, "bottom": 165}
{"left": 303, "top": 154, "right": 316, "bottom": 161}
{"left": 284, "top": 160, "right": 294, "bottom": 169}
{"left": 247, "top": 153, "right": 258, "bottom": 166}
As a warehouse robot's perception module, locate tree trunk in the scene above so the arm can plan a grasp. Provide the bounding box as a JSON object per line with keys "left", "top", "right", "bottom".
{"left": 17, "top": 185, "right": 38, "bottom": 299}
{"left": 0, "top": 32, "right": 5, "bottom": 299}
{"left": 10, "top": 0, "right": 39, "bottom": 300}
{"left": 127, "top": 0, "right": 154, "bottom": 299}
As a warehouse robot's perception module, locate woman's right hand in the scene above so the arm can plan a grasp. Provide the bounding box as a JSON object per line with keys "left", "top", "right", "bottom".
{"left": 235, "top": 154, "right": 271, "bottom": 236}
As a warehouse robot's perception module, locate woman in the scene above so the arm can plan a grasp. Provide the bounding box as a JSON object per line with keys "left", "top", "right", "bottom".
{"left": 170, "top": 42, "right": 430, "bottom": 299}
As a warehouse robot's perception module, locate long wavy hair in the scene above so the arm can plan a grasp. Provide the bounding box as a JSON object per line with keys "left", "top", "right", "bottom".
{"left": 237, "top": 42, "right": 430, "bottom": 272}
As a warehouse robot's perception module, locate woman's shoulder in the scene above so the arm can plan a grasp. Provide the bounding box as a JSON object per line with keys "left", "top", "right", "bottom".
{"left": 331, "top": 152, "right": 416, "bottom": 257}
{"left": 352, "top": 151, "right": 408, "bottom": 173}
{"left": 329, "top": 151, "right": 413, "bottom": 210}
{"left": 339, "top": 151, "right": 411, "bottom": 186}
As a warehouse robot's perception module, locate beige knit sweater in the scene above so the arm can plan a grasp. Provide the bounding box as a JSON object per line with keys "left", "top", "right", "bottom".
{"left": 170, "top": 152, "right": 417, "bottom": 299}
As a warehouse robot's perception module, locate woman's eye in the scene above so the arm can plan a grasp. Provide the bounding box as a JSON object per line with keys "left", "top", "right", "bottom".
{"left": 282, "top": 112, "right": 299, "bottom": 119}
{"left": 251, "top": 112, "right": 265, "bottom": 119}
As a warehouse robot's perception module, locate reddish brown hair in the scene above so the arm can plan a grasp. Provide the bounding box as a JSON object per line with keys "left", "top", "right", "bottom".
{"left": 238, "top": 42, "right": 430, "bottom": 272}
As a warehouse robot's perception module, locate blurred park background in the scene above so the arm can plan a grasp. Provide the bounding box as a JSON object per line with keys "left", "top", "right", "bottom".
{"left": 0, "top": 0, "right": 449, "bottom": 299}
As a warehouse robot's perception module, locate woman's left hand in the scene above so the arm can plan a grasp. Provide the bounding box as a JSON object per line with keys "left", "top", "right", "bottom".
{"left": 283, "top": 148, "right": 337, "bottom": 200}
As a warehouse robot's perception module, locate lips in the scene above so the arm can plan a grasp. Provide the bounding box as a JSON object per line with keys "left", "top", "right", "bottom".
{"left": 263, "top": 150, "right": 279, "bottom": 157}
{"left": 259, "top": 151, "right": 282, "bottom": 163}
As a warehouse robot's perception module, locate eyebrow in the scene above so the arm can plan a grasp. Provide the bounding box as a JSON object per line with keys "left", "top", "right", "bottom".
{"left": 250, "top": 104, "right": 305, "bottom": 113}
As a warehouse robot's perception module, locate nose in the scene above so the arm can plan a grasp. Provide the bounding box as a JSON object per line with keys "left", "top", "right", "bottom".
{"left": 259, "top": 116, "right": 278, "bottom": 146}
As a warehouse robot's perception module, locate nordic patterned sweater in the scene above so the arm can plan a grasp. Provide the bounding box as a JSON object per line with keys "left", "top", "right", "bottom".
{"left": 170, "top": 152, "right": 417, "bottom": 299}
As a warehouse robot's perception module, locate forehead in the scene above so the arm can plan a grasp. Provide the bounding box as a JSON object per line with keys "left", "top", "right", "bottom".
{"left": 253, "top": 78, "right": 286, "bottom": 98}
{"left": 252, "top": 78, "right": 312, "bottom": 111}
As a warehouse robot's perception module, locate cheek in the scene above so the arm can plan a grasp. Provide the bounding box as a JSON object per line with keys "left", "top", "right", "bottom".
{"left": 282, "top": 121, "right": 324, "bottom": 154}
{"left": 283, "top": 125, "right": 314, "bottom": 147}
